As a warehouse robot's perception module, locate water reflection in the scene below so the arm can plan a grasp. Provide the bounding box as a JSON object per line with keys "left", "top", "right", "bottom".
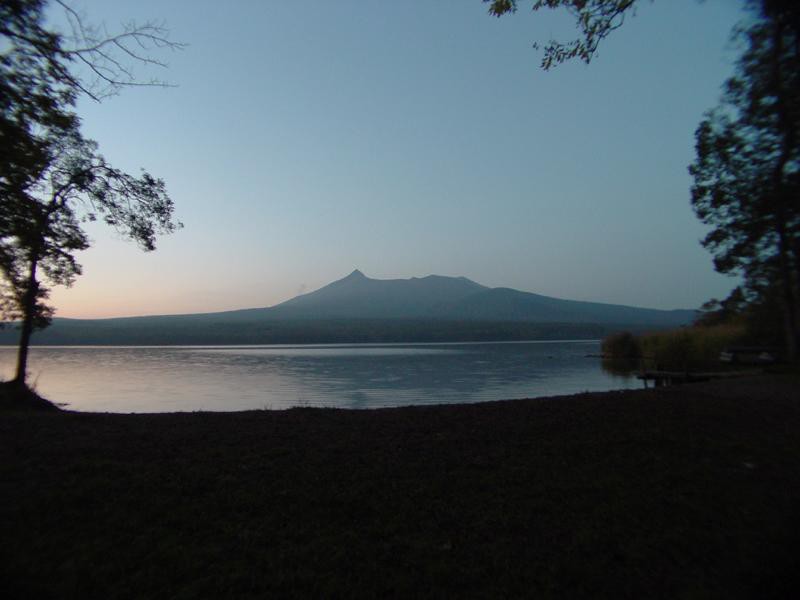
{"left": 0, "top": 341, "right": 638, "bottom": 412}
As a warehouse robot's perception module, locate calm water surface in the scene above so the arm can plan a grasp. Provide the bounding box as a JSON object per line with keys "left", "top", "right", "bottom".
{"left": 0, "top": 341, "right": 637, "bottom": 412}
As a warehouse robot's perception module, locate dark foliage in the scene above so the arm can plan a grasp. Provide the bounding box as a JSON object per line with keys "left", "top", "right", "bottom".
{"left": 690, "top": 5, "right": 800, "bottom": 357}
{"left": 485, "top": 0, "right": 641, "bottom": 69}
{"left": 696, "top": 287, "right": 749, "bottom": 328}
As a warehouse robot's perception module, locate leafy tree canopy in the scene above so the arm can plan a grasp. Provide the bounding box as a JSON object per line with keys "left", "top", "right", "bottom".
{"left": 689, "top": 5, "right": 799, "bottom": 354}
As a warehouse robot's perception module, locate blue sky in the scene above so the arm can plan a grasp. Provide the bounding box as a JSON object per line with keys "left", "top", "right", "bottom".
{"left": 50, "top": 0, "right": 746, "bottom": 317}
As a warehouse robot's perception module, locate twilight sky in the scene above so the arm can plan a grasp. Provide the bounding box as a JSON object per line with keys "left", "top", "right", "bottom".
{"left": 49, "top": 0, "right": 746, "bottom": 318}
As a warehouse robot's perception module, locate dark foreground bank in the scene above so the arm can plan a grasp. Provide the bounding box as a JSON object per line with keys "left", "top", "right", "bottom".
{"left": 1, "top": 376, "right": 798, "bottom": 599}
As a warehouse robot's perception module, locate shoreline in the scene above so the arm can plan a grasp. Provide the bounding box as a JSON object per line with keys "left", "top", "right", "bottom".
{"left": 0, "top": 339, "right": 634, "bottom": 413}
{"left": 1, "top": 374, "right": 798, "bottom": 597}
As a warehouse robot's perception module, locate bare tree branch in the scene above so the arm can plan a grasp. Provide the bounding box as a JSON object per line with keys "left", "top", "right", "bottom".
{"left": 52, "top": 0, "right": 186, "bottom": 99}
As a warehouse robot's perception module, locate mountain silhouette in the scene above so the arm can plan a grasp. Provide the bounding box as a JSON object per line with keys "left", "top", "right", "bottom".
{"left": 0, "top": 270, "right": 696, "bottom": 345}
{"left": 265, "top": 270, "right": 693, "bottom": 326}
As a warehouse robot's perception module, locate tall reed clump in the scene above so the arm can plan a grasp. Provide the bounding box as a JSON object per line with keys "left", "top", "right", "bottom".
{"left": 639, "top": 324, "right": 747, "bottom": 371}
{"left": 602, "top": 325, "right": 747, "bottom": 372}
{"left": 601, "top": 332, "right": 642, "bottom": 360}
{"left": 601, "top": 331, "right": 643, "bottom": 375}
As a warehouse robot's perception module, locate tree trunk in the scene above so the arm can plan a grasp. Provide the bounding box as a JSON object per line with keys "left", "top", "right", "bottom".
{"left": 12, "top": 255, "right": 39, "bottom": 386}
{"left": 781, "top": 304, "right": 798, "bottom": 362}
{"left": 777, "top": 229, "right": 798, "bottom": 361}
{"left": 792, "top": 241, "right": 800, "bottom": 361}
{"left": 768, "top": 21, "right": 799, "bottom": 361}
{"left": 792, "top": 236, "right": 800, "bottom": 331}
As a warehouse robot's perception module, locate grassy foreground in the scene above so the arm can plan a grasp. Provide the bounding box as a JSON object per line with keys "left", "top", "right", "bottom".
{"left": 1, "top": 376, "right": 798, "bottom": 599}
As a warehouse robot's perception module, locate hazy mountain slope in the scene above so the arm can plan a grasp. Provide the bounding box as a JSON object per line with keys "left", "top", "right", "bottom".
{"left": 436, "top": 287, "right": 695, "bottom": 326}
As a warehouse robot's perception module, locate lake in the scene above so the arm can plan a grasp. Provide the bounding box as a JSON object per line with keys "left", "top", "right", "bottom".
{"left": 0, "top": 340, "right": 638, "bottom": 413}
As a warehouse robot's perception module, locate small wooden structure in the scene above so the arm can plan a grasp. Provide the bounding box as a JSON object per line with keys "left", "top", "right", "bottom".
{"left": 637, "top": 369, "right": 763, "bottom": 388}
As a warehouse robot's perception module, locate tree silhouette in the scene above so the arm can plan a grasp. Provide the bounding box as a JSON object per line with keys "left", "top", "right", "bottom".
{"left": 690, "top": 6, "right": 799, "bottom": 358}
{"left": 1, "top": 0, "right": 182, "bottom": 388}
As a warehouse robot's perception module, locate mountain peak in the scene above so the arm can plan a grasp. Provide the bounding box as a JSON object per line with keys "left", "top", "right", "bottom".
{"left": 345, "top": 269, "right": 366, "bottom": 280}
